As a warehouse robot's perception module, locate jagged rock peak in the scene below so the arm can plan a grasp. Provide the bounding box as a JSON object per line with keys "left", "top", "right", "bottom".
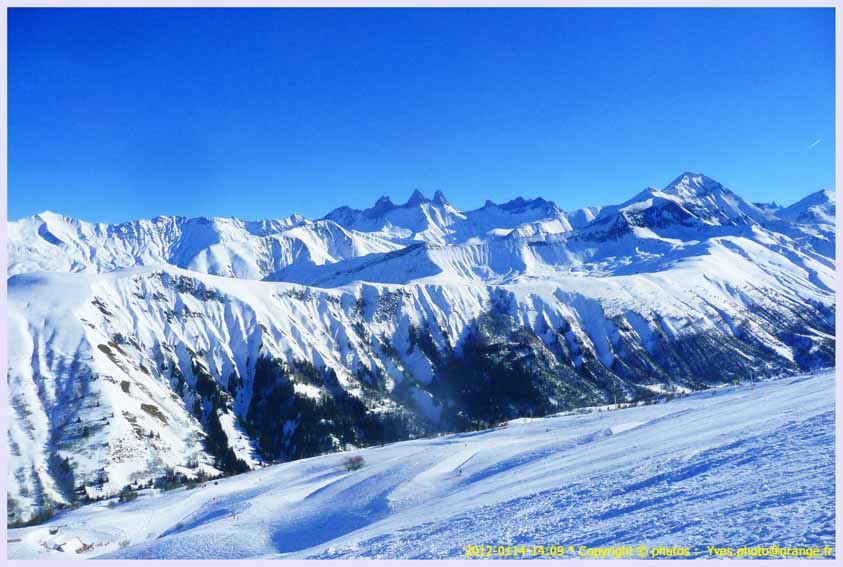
{"left": 372, "top": 195, "right": 396, "bottom": 212}
{"left": 405, "top": 189, "right": 429, "bottom": 206}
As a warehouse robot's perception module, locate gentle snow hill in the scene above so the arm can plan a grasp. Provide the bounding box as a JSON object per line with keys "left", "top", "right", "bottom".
{"left": 7, "top": 370, "right": 835, "bottom": 560}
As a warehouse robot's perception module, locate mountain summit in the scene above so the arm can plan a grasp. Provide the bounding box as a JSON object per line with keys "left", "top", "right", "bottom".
{"left": 405, "top": 189, "right": 429, "bottom": 206}
{"left": 779, "top": 189, "right": 836, "bottom": 225}
{"left": 663, "top": 171, "right": 727, "bottom": 197}
{"left": 432, "top": 190, "right": 450, "bottom": 206}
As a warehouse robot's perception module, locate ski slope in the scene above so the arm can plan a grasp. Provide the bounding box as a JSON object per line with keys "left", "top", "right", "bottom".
{"left": 8, "top": 370, "right": 835, "bottom": 560}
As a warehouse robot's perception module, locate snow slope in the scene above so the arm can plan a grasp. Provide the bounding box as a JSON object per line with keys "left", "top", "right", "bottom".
{"left": 7, "top": 370, "right": 835, "bottom": 559}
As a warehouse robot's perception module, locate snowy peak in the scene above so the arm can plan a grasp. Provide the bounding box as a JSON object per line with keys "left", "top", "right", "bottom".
{"left": 322, "top": 191, "right": 568, "bottom": 246}
{"left": 619, "top": 172, "right": 769, "bottom": 229}
{"left": 35, "top": 210, "right": 76, "bottom": 224}
{"left": 669, "top": 172, "right": 771, "bottom": 222}
{"left": 325, "top": 190, "right": 437, "bottom": 222}
{"left": 322, "top": 190, "right": 463, "bottom": 244}
{"left": 370, "top": 196, "right": 397, "bottom": 215}
{"left": 480, "top": 196, "right": 560, "bottom": 215}
{"left": 660, "top": 173, "right": 835, "bottom": 228}
{"left": 663, "top": 171, "right": 728, "bottom": 198}
{"left": 779, "top": 189, "right": 836, "bottom": 225}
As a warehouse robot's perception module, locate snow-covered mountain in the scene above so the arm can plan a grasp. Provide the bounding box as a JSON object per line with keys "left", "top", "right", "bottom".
{"left": 10, "top": 173, "right": 834, "bottom": 282}
{"left": 6, "top": 172, "right": 836, "bottom": 525}
{"left": 8, "top": 371, "right": 835, "bottom": 559}
{"left": 8, "top": 212, "right": 402, "bottom": 280}
{"left": 779, "top": 189, "right": 836, "bottom": 225}
{"left": 9, "top": 190, "right": 602, "bottom": 280}
{"left": 321, "top": 189, "right": 595, "bottom": 245}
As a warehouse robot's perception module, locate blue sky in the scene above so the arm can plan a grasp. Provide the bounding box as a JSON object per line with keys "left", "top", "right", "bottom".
{"left": 9, "top": 8, "right": 834, "bottom": 223}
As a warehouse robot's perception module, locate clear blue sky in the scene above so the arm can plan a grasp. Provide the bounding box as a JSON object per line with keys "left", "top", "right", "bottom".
{"left": 9, "top": 8, "right": 834, "bottom": 223}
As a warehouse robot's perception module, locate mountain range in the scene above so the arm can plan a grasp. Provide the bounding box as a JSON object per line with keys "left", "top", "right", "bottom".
{"left": 6, "top": 172, "right": 836, "bottom": 525}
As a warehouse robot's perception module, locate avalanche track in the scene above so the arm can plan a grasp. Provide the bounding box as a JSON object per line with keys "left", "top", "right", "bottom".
{"left": 8, "top": 370, "right": 835, "bottom": 560}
